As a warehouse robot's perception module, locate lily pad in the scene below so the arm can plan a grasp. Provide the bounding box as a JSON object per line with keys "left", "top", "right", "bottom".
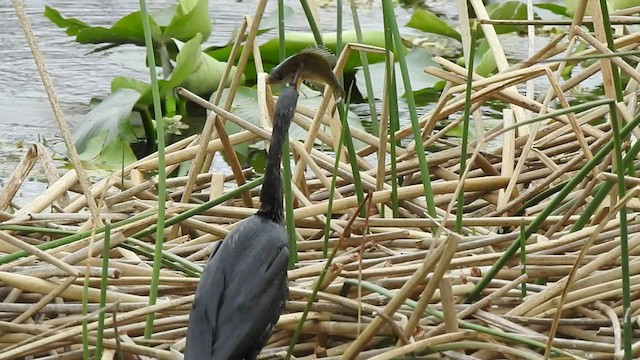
{"left": 484, "top": 1, "right": 528, "bottom": 36}
{"left": 44, "top": 6, "right": 89, "bottom": 36}
{"left": 45, "top": 0, "right": 209, "bottom": 49}
{"left": 111, "top": 76, "right": 149, "bottom": 93}
{"left": 474, "top": 39, "right": 497, "bottom": 77}
{"left": 355, "top": 48, "right": 444, "bottom": 99}
{"left": 137, "top": 33, "right": 204, "bottom": 105}
{"left": 534, "top": 3, "right": 571, "bottom": 18}
{"left": 72, "top": 88, "right": 141, "bottom": 160}
{"left": 405, "top": 9, "right": 461, "bottom": 41}
{"left": 76, "top": 11, "right": 161, "bottom": 47}
{"left": 611, "top": 0, "right": 640, "bottom": 10}
{"left": 163, "top": 0, "right": 211, "bottom": 42}
{"left": 181, "top": 50, "right": 245, "bottom": 95}
{"left": 208, "top": 30, "right": 392, "bottom": 73}
{"left": 86, "top": 138, "right": 138, "bottom": 171}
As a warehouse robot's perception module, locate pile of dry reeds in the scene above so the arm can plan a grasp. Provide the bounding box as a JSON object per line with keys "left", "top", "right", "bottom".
{"left": 3, "top": 0, "right": 640, "bottom": 359}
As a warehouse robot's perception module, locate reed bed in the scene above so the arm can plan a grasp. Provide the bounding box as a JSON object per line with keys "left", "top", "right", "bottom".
{"left": 3, "top": 0, "right": 640, "bottom": 359}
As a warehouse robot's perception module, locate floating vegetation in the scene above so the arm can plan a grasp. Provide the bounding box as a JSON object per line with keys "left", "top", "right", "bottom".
{"left": 3, "top": 0, "right": 640, "bottom": 359}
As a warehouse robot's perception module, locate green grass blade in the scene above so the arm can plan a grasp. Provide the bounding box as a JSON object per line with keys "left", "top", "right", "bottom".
{"left": 278, "top": 0, "right": 285, "bottom": 62}
{"left": 337, "top": 105, "right": 365, "bottom": 216}
{"left": 598, "top": 2, "right": 630, "bottom": 356}
{"left": 138, "top": 0, "right": 167, "bottom": 340}
{"left": 95, "top": 223, "right": 111, "bottom": 359}
{"left": 276, "top": 0, "right": 297, "bottom": 268}
{"left": 456, "top": 21, "right": 478, "bottom": 233}
{"left": 519, "top": 224, "right": 527, "bottom": 298}
{"left": 323, "top": 95, "right": 350, "bottom": 257}
{"left": 382, "top": 3, "right": 399, "bottom": 217}
{"left": 382, "top": 0, "right": 437, "bottom": 219}
{"left": 349, "top": 0, "right": 379, "bottom": 136}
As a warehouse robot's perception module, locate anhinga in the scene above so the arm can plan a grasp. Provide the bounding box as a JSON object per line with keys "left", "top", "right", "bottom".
{"left": 185, "top": 46, "right": 344, "bottom": 359}
{"left": 184, "top": 85, "right": 298, "bottom": 360}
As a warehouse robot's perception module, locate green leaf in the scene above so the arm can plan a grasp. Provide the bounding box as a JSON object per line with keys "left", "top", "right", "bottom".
{"left": 486, "top": 1, "right": 528, "bottom": 35}
{"left": 72, "top": 89, "right": 140, "bottom": 158}
{"left": 111, "top": 76, "right": 149, "bottom": 93}
{"left": 474, "top": 39, "right": 497, "bottom": 76}
{"left": 534, "top": 3, "right": 571, "bottom": 18}
{"left": 405, "top": 9, "right": 461, "bottom": 41}
{"left": 208, "top": 30, "right": 391, "bottom": 73}
{"left": 611, "top": 0, "right": 640, "bottom": 10}
{"left": 84, "top": 138, "right": 137, "bottom": 171}
{"left": 355, "top": 48, "right": 444, "bottom": 99}
{"left": 75, "top": 11, "right": 162, "bottom": 48}
{"left": 296, "top": 89, "right": 369, "bottom": 150}
{"left": 77, "top": 130, "right": 108, "bottom": 161}
{"left": 81, "top": 138, "right": 136, "bottom": 172}
{"left": 150, "top": 5, "right": 178, "bottom": 27}
{"left": 182, "top": 51, "right": 244, "bottom": 95}
{"left": 169, "top": 34, "right": 204, "bottom": 88}
{"left": 138, "top": 34, "right": 204, "bottom": 105}
{"left": 44, "top": 6, "right": 89, "bottom": 36}
{"left": 164, "top": 0, "right": 211, "bottom": 42}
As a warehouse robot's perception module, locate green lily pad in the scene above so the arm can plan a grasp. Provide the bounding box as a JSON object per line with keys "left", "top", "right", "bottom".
{"left": 86, "top": 137, "right": 138, "bottom": 171}
{"left": 484, "top": 1, "right": 528, "bottom": 36}
{"left": 182, "top": 42, "right": 245, "bottom": 95}
{"left": 77, "top": 130, "right": 108, "bottom": 161}
{"left": 534, "top": 3, "right": 571, "bottom": 18}
{"left": 137, "top": 33, "right": 204, "bottom": 105}
{"left": 208, "top": 30, "right": 392, "bottom": 73}
{"left": 355, "top": 48, "right": 444, "bottom": 99}
{"left": 72, "top": 88, "right": 141, "bottom": 160}
{"left": 150, "top": 5, "right": 178, "bottom": 27}
{"left": 45, "top": 0, "right": 208, "bottom": 49}
{"left": 76, "top": 11, "right": 161, "bottom": 47}
{"left": 111, "top": 76, "right": 149, "bottom": 93}
{"left": 405, "top": 9, "right": 461, "bottom": 41}
{"left": 44, "top": 6, "right": 89, "bottom": 36}
{"left": 474, "top": 39, "right": 497, "bottom": 76}
{"left": 611, "top": 0, "right": 640, "bottom": 10}
{"left": 163, "top": 0, "right": 211, "bottom": 42}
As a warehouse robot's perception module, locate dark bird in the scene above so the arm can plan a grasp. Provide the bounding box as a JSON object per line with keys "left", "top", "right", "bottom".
{"left": 267, "top": 46, "right": 346, "bottom": 102}
{"left": 184, "top": 86, "right": 299, "bottom": 360}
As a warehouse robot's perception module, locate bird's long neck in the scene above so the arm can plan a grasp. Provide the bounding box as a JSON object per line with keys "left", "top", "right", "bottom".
{"left": 256, "top": 87, "right": 299, "bottom": 224}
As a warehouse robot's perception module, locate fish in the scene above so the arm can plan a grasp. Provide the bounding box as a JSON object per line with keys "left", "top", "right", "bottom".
{"left": 266, "top": 46, "right": 346, "bottom": 102}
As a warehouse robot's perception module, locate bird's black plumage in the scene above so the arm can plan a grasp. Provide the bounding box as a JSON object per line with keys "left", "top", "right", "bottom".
{"left": 184, "top": 86, "right": 299, "bottom": 360}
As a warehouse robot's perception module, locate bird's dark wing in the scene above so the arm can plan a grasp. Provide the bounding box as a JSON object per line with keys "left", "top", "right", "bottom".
{"left": 211, "top": 220, "right": 289, "bottom": 359}
{"left": 184, "top": 240, "right": 226, "bottom": 360}
{"left": 245, "top": 249, "right": 289, "bottom": 360}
